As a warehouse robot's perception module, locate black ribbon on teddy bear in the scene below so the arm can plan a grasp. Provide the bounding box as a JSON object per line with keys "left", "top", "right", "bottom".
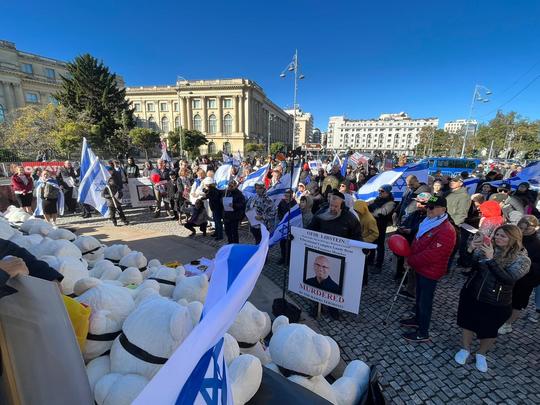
{"left": 119, "top": 332, "right": 168, "bottom": 365}
{"left": 148, "top": 277, "right": 176, "bottom": 286}
{"left": 118, "top": 264, "right": 148, "bottom": 272}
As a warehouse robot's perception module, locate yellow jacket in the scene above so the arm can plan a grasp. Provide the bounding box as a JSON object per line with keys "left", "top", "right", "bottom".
{"left": 353, "top": 200, "right": 379, "bottom": 243}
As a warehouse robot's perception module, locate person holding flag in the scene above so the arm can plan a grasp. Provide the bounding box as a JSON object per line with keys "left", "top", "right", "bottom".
{"left": 102, "top": 175, "right": 129, "bottom": 226}
{"left": 245, "top": 182, "right": 275, "bottom": 244}
{"left": 35, "top": 169, "right": 64, "bottom": 227}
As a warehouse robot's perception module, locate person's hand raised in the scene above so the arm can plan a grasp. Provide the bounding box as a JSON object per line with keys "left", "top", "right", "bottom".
{"left": 0, "top": 257, "right": 29, "bottom": 278}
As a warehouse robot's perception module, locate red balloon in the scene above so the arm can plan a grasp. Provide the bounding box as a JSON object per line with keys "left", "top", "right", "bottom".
{"left": 150, "top": 173, "right": 161, "bottom": 184}
{"left": 387, "top": 234, "right": 411, "bottom": 257}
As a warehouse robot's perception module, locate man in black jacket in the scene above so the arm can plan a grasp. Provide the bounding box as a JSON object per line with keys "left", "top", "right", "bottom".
{"left": 277, "top": 189, "right": 297, "bottom": 264}
{"left": 204, "top": 181, "right": 224, "bottom": 240}
{"left": 102, "top": 177, "right": 129, "bottom": 226}
{"left": 222, "top": 180, "right": 246, "bottom": 244}
{"left": 368, "top": 184, "right": 396, "bottom": 272}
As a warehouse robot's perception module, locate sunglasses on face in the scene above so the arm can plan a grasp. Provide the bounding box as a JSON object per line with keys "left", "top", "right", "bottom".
{"left": 426, "top": 205, "right": 439, "bottom": 210}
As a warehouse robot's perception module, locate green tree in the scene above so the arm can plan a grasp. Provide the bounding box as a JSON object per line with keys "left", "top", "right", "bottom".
{"left": 128, "top": 128, "right": 161, "bottom": 159}
{"left": 167, "top": 128, "right": 182, "bottom": 157}
{"left": 52, "top": 120, "right": 91, "bottom": 157}
{"left": 54, "top": 54, "right": 134, "bottom": 154}
{"left": 245, "top": 143, "right": 266, "bottom": 153}
{"left": 182, "top": 129, "right": 208, "bottom": 158}
{"left": 270, "top": 141, "right": 286, "bottom": 155}
{"left": 415, "top": 127, "right": 459, "bottom": 157}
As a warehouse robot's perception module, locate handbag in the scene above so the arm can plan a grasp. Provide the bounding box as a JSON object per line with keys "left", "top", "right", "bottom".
{"left": 62, "top": 295, "right": 91, "bottom": 352}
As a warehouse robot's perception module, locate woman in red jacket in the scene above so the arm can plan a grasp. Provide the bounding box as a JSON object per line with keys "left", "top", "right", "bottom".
{"left": 400, "top": 195, "right": 457, "bottom": 342}
{"left": 11, "top": 166, "right": 34, "bottom": 213}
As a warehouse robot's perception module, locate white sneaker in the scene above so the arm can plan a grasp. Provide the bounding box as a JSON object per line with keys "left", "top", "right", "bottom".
{"left": 498, "top": 323, "right": 512, "bottom": 335}
{"left": 454, "top": 349, "right": 470, "bottom": 365}
{"left": 475, "top": 354, "right": 488, "bottom": 372}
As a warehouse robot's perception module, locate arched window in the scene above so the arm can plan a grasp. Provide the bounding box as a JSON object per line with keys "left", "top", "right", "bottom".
{"left": 161, "top": 116, "right": 169, "bottom": 132}
{"left": 148, "top": 116, "right": 158, "bottom": 131}
{"left": 208, "top": 142, "right": 216, "bottom": 155}
{"left": 223, "top": 114, "right": 233, "bottom": 134}
{"left": 0, "top": 104, "right": 5, "bottom": 124}
{"left": 223, "top": 141, "right": 232, "bottom": 154}
{"left": 208, "top": 114, "right": 217, "bottom": 134}
{"left": 193, "top": 114, "right": 202, "bottom": 131}
{"left": 175, "top": 116, "right": 181, "bottom": 129}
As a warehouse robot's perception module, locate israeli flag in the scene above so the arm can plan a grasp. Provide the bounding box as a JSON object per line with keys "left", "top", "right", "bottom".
{"left": 240, "top": 164, "right": 269, "bottom": 198}
{"left": 464, "top": 177, "right": 481, "bottom": 196}
{"left": 222, "top": 153, "right": 232, "bottom": 164}
{"left": 355, "top": 161, "right": 429, "bottom": 201}
{"left": 215, "top": 163, "right": 233, "bottom": 190}
{"left": 133, "top": 228, "right": 270, "bottom": 405}
{"left": 327, "top": 153, "right": 341, "bottom": 172}
{"left": 80, "top": 137, "right": 96, "bottom": 181}
{"left": 488, "top": 161, "right": 540, "bottom": 191}
{"left": 232, "top": 151, "right": 243, "bottom": 167}
{"left": 78, "top": 157, "right": 110, "bottom": 216}
{"left": 34, "top": 179, "right": 65, "bottom": 217}
{"left": 267, "top": 165, "right": 301, "bottom": 206}
{"left": 269, "top": 205, "right": 302, "bottom": 246}
{"left": 340, "top": 155, "right": 349, "bottom": 177}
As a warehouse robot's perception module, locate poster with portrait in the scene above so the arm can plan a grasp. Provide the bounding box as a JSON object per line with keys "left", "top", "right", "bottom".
{"left": 128, "top": 177, "right": 156, "bottom": 207}
{"left": 289, "top": 227, "right": 375, "bottom": 314}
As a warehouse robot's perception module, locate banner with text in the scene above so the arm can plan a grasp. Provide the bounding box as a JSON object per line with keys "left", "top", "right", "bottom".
{"left": 289, "top": 227, "right": 375, "bottom": 314}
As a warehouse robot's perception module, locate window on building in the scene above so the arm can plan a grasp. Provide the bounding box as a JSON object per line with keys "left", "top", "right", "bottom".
{"left": 161, "top": 116, "right": 169, "bottom": 132}
{"left": 223, "top": 141, "right": 232, "bottom": 154}
{"left": 135, "top": 116, "right": 142, "bottom": 127}
{"left": 0, "top": 104, "right": 5, "bottom": 123}
{"left": 45, "top": 68, "right": 56, "bottom": 79}
{"left": 193, "top": 114, "right": 202, "bottom": 131}
{"left": 174, "top": 102, "right": 179, "bottom": 112}
{"left": 25, "top": 92, "right": 39, "bottom": 103}
{"left": 223, "top": 98, "right": 232, "bottom": 109}
{"left": 208, "top": 142, "right": 216, "bottom": 155}
{"left": 21, "top": 63, "right": 33, "bottom": 74}
{"left": 134, "top": 103, "right": 141, "bottom": 112}
{"left": 148, "top": 116, "right": 158, "bottom": 131}
{"left": 147, "top": 103, "right": 155, "bottom": 112}
{"left": 192, "top": 99, "right": 201, "bottom": 109}
{"left": 223, "top": 114, "right": 233, "bottom": 134}
{"left": 160, "top": 102, "right": 168, "bottom": 111}
{"left": 208, "top": 114, "right": 217, "bottom": 134}
{"left": 207, "top": 98, "right": 217, "bottom": 109}
{"left": 175, "top": 116, "right": 181, "bottom": 129}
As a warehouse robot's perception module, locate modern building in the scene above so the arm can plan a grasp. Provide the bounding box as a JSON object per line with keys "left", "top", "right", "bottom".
{"left": 327, "top": 112, "right": 438, "bottom": 154}
{"left": 444, "top": 119, "right": 478, "bottom": 134}
{"left": 283, "top": 108, "right": 313, "bottom": 148}
{"left": 0, "top": 39, "right": 125, "bottom": 124}
{"left": 125, "top": 78, "right": 292, "bottom": 155}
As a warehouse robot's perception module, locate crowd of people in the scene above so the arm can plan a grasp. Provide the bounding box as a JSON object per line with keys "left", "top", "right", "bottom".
{"left": 8, "top": 153, "right": 540, "bottom": 373}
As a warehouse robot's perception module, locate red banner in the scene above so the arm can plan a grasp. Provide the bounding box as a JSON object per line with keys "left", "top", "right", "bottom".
{"left": 19, "top": 161, "right": 65, "bottom": 175}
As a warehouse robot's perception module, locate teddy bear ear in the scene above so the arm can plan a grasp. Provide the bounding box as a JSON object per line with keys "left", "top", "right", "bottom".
{"left": 169, "top": 307, "right": 192, "bottom": 342}
{"left": 271, "top": 315, "right": 289, "bottom": 335}
{"left": 312, "top": 334, "right": 331, "bottom": 365}
{"left": 73, "top": 277, "right": 101, "bottom": 296}
{"left": 187, "top": 301, "right": 203, "bottom": 326}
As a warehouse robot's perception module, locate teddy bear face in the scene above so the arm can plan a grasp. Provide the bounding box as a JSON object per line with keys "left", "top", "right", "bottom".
{"left": 269, "top": 323, "right": 331, "bottom": 377}
{"left": 108, "top": 296, "right": 194, "bottom": 379}
{"left": 47, "top": 228, "right": 77, "bottom": 242}
{"left": 40, "top": 255, "right": 88, "bottom": 295}
{"left": 119, "top": 251, "right": 147, "bottom": 272}
{"left": 172, "top": 274, "right": 209, "bottom": 303}
{"left": 74, "top": 236, "right": 105, "bottom": 266}
{"left": 104, "top": 244, "right": 132, "bottom": 264}
{"left": 228, "top": 301, "right": 269, "bottom": 344}
{"left": 147, "top": 265, "right": 183, "bottom": 297}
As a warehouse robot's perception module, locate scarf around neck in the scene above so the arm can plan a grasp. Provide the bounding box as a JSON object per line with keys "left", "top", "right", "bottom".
{"left": 416, "top": 213, "right": 448, "bottom": 239}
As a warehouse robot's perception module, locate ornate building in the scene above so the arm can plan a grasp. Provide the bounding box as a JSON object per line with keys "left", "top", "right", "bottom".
{"left": 125, "top": 78, "right": 292, "bottom": 155}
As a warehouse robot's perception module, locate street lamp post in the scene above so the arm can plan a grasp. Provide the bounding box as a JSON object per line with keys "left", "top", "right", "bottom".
{"left": 460, "top": 84, "right": 492, "bottom": 158}
{"left": 176, "top": 76, "right": 189, "bottom": 159}
{"left": 267, "top": 112, "right": 275, "bottom": 155}
{"left": 280, "top": 49, "right": 305, "bottom": 151}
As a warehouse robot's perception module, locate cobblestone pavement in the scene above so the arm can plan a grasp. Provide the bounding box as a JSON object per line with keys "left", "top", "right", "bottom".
{"left": 58, "top": 207, "right": 540, "bottom": 404}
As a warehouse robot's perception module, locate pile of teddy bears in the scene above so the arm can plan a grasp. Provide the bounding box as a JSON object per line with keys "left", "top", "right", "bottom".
{"left": 1, "top": 206, "right": 370, "bottom": 405}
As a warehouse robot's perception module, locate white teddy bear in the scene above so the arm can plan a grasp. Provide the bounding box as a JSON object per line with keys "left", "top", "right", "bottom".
{"left": 147, "top": 265, "right": 184, "bottom": 297}
{"left": 104, "top": 244, "right": 132, "bottom": 264}
{"left": 227, "top": 301, "right": 272, "bottom": 365}
{"left": 87, "top": 295, "right": 198, "bottom": 405}
{"left": 0, "top": 220, "right": 16, "bottom": 240}
{"left": 47, "top": 227, "right": 77, "bottom": 242}
{"left": 40, "top": 255, "right": 89, "bottom": 296}
{"left": 172, "top": 274, "right": 209, "bottom": 303}
{"left": 9, "top": 233, "right": 43, "bottom": 250}
{"left": 3, "top": 206, "right": 31, "bottom": 224}
{"left": 267, "top": 316, "right": 370, "bottom": 405}
{"left": 29, "top": 238, "right": 83, "bottom": 260}
{"left": 74, "top": 236, "right": 106, "bottom": 267}
{"left": 89, "top": 258, "right": 144, "bottom": 287}
{"left": 119, "top": 251, "right": 148, "bottom": 274}
{"left": 20, "top": 218, "right": 53, "bottom": 236}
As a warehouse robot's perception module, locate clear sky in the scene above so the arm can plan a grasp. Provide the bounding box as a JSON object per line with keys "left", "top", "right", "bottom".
{"left": 2, "top": 0, "right": 539, "bottom": 129}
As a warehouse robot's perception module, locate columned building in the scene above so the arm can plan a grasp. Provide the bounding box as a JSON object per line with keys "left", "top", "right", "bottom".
{"left": 327, "top": 112, "right": 438, "bottom": 154}
{"left": 444, "top": 119, "right": 478, "bottom": 134}
{"left": 125, "top": 78, "right": 291, "bottom": 155}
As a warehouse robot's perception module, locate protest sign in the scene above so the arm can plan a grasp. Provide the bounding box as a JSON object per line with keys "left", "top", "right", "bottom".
{"left": 289, "top": 227, "right": 375, "bottom": 314}
{"left": 128, "top": 177, "right": 156, "bottom": 207}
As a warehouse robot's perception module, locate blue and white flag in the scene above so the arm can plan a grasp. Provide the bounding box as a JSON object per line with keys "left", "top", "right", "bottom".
{"left": 355, "top": 161, "right": 429, "bottom": 201}
{"left": 222, "top": 153, "right": 232, "bottom": 164}
{"left": 80, "top": 137, "right": 96, "bottom": 181}
{"left": 269, "top": 205, "right": 302, "bottom": 247}
{"left": 215, "top": 163, "right": 233, "bottom": 190}
{"left": 488, "top": 161, "right": 540, "bottom": 191}
{"left": 78, "top": 157, "right": 110, "bottom": 216}
{"left": 232, "top": 151, "right": 243, "bottom": 167}
{"left": 240, "top": 164, "right": 269, "bottom": 198}
{"left": 34, "top": 179, "right": 65, "bottom": 217}
{"left": 340, "top": 155, "right": 349, "bottom": 177}
{"left": 267, "top": 165, "right": 301, "bottom": 207}
{"left": 133, "top": 228, "right": 270, "bottom": 405}
{"left": 464, "top": 177, "right": 481, "bottom": 196}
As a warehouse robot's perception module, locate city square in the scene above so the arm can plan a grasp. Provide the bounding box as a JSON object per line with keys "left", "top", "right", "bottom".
{"left": 0, "top": 1, "right": 539, "bottom": 404}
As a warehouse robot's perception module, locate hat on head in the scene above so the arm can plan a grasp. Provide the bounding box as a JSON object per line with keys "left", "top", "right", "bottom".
{"left": 414, "top": 192, "right": 432, "bottom": 203}
{"left": 450, "top": 175, "right": 464, "bottom": 183}
{"left": 332, "top": 190, "right": 345, "bottom": 200}
{"left": 426, "top": 195, "right": 447, "bottom": 208}
{"left": 379, "top": 184, "right": 392, "bottom": 193}
{"left": 518, "top": 181, "right": 530, "bottom": 189}
{"left": 497, "top": 182, "right": 511, "bottom": 191}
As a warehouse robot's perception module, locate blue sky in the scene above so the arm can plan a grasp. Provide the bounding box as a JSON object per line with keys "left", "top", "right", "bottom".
{"left": 2, "top": 0, "right": 540, "bottom": 129}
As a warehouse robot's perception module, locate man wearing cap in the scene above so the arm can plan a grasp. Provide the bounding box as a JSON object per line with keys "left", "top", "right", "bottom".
{"left": 490, "top": 183, "right": 525, "bottom": 224}
{"left": 367, "top": 184, "right": 396, "bottom": 273}
{"left": 396, "top": 175, "right": 431, "bottom": 226}
{"left": 222, "top": 179, "right": 246, "bottom": 244}
{"left": 401, "top": 196, "right": 456, "bottom": 342}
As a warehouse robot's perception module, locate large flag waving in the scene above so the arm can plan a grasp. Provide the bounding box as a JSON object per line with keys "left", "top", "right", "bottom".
{"left": 268, "top": 204, "right": 302, "bottom": 246}
{"left": 214, "top": 163, "right": 233, "bottom": 190}
{"left": 240, "top": 164, "right": 269, "bottom": 198}
{"left": 355, "top": 161, "right": 428, "bottom": 201}
{"left": 133, "top": 228, "right": 270, "bottom": 405}
{"left": 267, "top": 164, "right": 301, "bottom": 206}
{"left": 80, "top": 137, "right": 96, "bottom": 181}
{"left": 78, "top": 156, "right": 110, "bottom": 216}
{"left": 488, "top": 161, "right": 540, "bottom": 191}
